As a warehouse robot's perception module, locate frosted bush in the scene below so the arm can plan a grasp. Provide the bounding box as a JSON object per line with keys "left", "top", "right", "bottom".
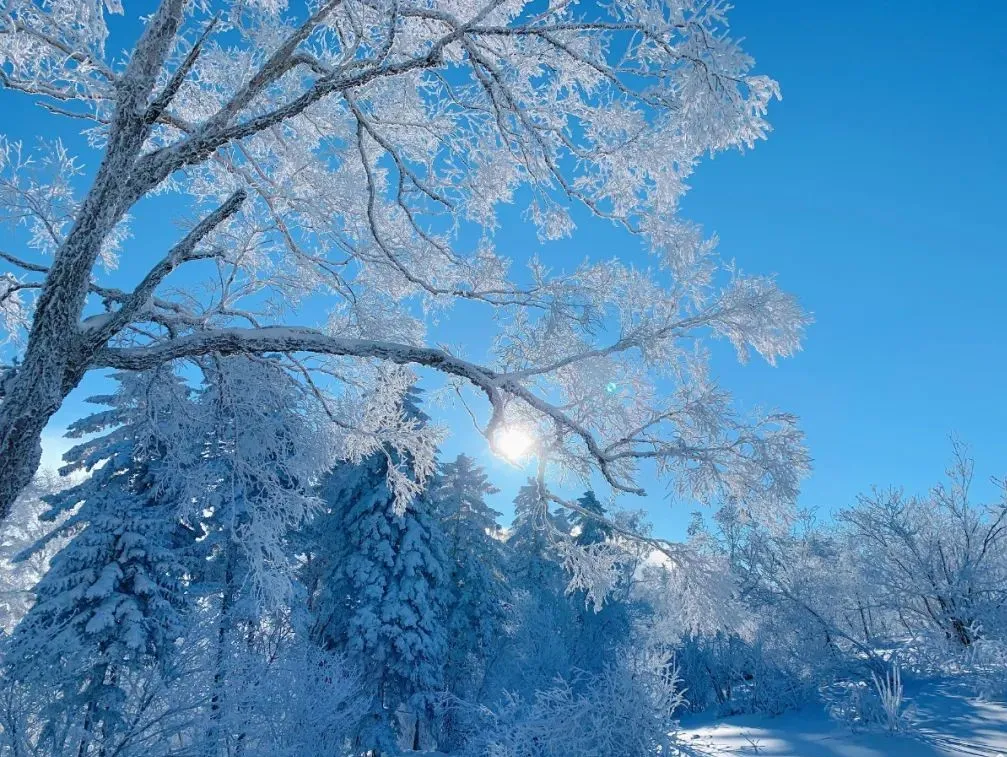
{"left": 465, "top": 652, "right": 684, "bottom": 757}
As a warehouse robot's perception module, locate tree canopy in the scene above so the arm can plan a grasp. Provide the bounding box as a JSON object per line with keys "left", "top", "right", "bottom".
{"left": 0, "top": 0, "right": 807, "bottom": 522}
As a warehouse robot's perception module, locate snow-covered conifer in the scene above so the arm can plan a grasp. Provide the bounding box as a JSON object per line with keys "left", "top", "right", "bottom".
{"left": 433, "top": 455, "right": 506, "bottom": 693}
{"left": 308, "top": 387, "right": 449, "bottom": 753}
{"left": 495, "top": 480, "right": 576, "bottom": 697}
{"left": 567, "top": 491, "right": 633, "bottom": 676}
{"left": 6, "top": 369, "right": 190, "bottom": 755}
{"left": 509, "top": 479, "right": 567, "bottom": 588}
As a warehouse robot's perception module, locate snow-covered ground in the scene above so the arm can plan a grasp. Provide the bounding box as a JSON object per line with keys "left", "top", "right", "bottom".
{"left": 677, "top": 682, "right": 1007, "bottom": 757}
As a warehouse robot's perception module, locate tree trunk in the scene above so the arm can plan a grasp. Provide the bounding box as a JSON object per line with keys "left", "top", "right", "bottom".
{"left": 77, "top": 702, "right": 95, "bottom": 757}
{"left": 857, "top": 599, "right": 871, "bottom": 644}
{"left": 0, "top": 0, "right": 188, "bottom": 520}
{"left": 951, "top": 617, "right": 974, "bottom": 647}
{"left": 0, "top": 318, "right": 86, "bottom": 520}
{"left": 0, "top": 159, "right": 139, "bottom": 518}
{"left": 412, "top": 713, "right": 422, "bottom": 751}
{"left": 206, "top": 546, "right": 237, "bottom": 756}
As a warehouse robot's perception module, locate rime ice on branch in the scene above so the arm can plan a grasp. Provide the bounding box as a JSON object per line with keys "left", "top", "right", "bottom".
{"left": 0, "top": 0, "right": 808, "bottom": 519}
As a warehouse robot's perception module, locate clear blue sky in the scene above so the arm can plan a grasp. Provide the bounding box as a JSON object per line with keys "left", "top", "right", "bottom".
{"left": 5, "top": 0, "right": 1006, "bottom": 539}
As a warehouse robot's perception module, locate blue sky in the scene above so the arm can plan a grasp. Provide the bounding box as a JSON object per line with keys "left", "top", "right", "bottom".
{"left": 451, "top": 0, "right": 1007, "bottom": 534}
{"left": 676, "top": 0, "right": 1007, "bottom": 528}
{"left": 6, "top": 0, "right": 1007, "bottom": 539}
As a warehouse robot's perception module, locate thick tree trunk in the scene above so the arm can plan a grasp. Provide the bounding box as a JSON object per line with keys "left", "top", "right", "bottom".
{"left": 0, "top": 0, "right": 187, "bottom": 520}
{"left": 0, "top": 162, "right": 143, "bottom": 517}
{"left": 0, "top": 288, "right": 90, "bottom": 520}
{"left": 0, "top": 157, "right": 135, "bottom": 518}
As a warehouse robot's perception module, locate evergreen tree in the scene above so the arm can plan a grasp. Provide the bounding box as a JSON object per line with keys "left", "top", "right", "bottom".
{"left": 568, "top": 490, "right": 633, "bottom": 676}
{"left": 308, "top": 388, "right": 449, "bottom": 754}
{"left": 550, "top": 505, "right": 575, "bottom": 539}
{"left": 497, "top": 479, "right": 576, "bottom": 697}
{"left": 508, "top": 479, "right": 569, "bottom": 587}
{"left": 430, "top": 454, "right": 507, "bottom": 742}
{"left": 572, "top": 490, "right": 611, "bottom": 547}
{"left": 6, "top": 369, "right": 189, "bottom": 755}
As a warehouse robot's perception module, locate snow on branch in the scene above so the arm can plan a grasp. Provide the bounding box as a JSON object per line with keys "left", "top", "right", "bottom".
{"left": 0, "top": 0, "right": 807, "bottom": 519}
{"left": 81, "top": 189, "right": 247, "bottom": 344}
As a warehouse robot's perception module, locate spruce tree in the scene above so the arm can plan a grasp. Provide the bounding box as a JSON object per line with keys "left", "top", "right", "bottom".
{"left": 572, "top": 490, "right": 611, "bottom": 548}
{"left": 308, "top": 388, "right": 449, "bottom": 754}
{"left": 568, "top": 490, "right": 632, "bottom": 676}
{"left": 508, "top": 479, "right": 569, "bottom": 587}
{"left": 499, "top": 479, "right": 576, "bottom": 696}
{"left": 430, "top": 454, "right": 507, "bottom": 744}
{"left": 7, "top": 369, "right": 189, "bottom": 755}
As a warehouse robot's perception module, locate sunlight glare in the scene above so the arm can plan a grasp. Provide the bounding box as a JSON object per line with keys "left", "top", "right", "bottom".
{"left": 495, "top": 427, "right": 534, "bottom": 461}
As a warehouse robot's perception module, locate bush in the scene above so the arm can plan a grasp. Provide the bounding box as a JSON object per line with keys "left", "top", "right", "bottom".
{"left": 674, "top": 631, "right": 811, "bottom": 716}
{"left": 462, "top": 650, "right": 684, "bottom": 757}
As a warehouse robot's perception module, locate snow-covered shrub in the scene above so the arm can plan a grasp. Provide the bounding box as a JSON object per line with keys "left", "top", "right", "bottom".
{"left": 961, "top": 637, "right": 1007, "bottom": 701}
{"left": 463, "top": 651, "right": 684, "bottom": 757}
{"left": 827, "top": 667, "right": 916, "bottom": 734}
{"left": 674, "top": 630, "right": 812, "bottom": 717}
{"left": 213, "top": 641, "right": 365, "bottom": 756}
{"left": 828, "top": 680, "right": 881, "bottom": 728}
{"left": 0, "top": 646, "right": 201, "bottom": 757}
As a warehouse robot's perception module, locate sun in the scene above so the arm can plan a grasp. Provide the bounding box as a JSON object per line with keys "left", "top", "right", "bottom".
{"left": 494, "top": 427, "right": 534, "bottom": 461}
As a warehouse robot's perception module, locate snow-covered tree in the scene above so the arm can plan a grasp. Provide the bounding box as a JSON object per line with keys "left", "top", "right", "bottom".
{"left": 308, "top": 389, "right": 450, "bottom": 754}
{"left": 0, "top": 0, "right": 828, "bottom": 742}
{"left": 0, "top": 0, "right": 808, "bottom": 537}
{"left": 4, "top": 369, "right": 190, "bottom": 756}
{"left": 565, "top": 491, "right": 634, "bottom": 676}
{"left": 663, "top": 504, "right": 890, "bottom": 715}
{"left": 431, "top": 454, "right": 506, "bottom": 698}
{"left": 572, "top": 490, "right": 612, "bottom": 549}
{"left": 493, "top": 479, "right": 576, "bottom": 697}
{"left": 839, "top": 441, "right": 1007, "bottom": 650}
{"left": 185, "top": 356, "right": 329, "bottom": 607}
{"left": 179, "top": 355, "right": 330, "bottom": 754}
{"left": 508, "top": 479, "right": 568, "bottom": 588}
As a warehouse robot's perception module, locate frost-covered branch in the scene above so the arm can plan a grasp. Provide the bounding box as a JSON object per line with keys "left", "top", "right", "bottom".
{"left": 83, "top": 189, "right": 247, "bottom": 345}
{"left": 0, "top": 0, "right": 806, "bottom": 518}
{"left": 90, "top": 322, "right": 804, "bottom": 504}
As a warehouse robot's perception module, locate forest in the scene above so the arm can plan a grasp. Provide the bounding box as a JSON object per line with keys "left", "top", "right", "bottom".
{"left": 1, "top": 0, "right": 1005, "bottom": 754}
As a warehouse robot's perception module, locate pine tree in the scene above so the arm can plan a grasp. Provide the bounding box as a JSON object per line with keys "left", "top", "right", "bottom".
{"left": 572, "top": 490, "right": 611, "bottom": 548}
{"left": 508, "top": 479, "right": 568, "bottom": 587}
{"left": 308, "top": 388, "right": 449, "bottom": 754}
{"left": 430, "top": 454, "right": 507, "bottom": 742}
{"left": 6, "top": 369, "right": 189, "bottom": 755}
